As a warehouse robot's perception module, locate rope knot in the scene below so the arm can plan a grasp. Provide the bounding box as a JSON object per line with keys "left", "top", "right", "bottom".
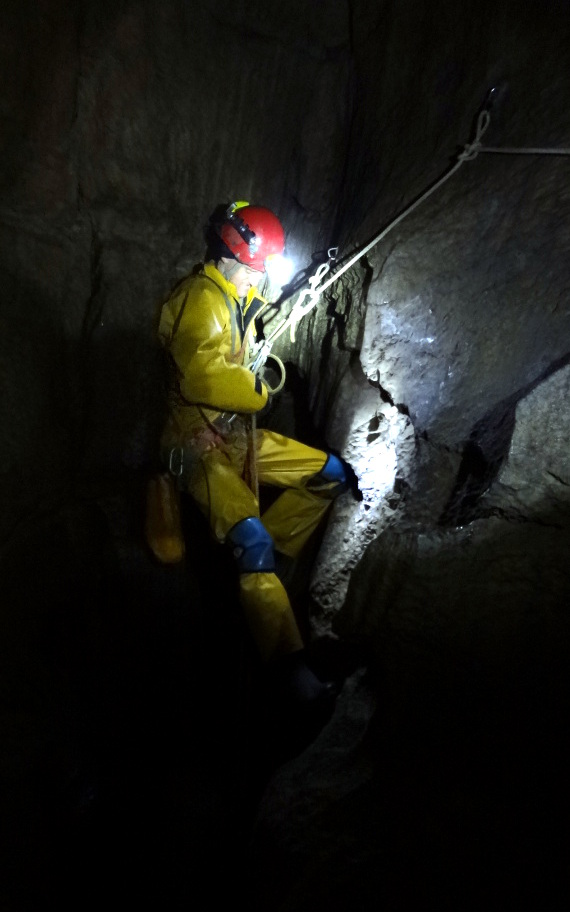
{"left": 458, "top": 140, "right": 482, "bottom": 162}
{"left": 457, "top": 108, "right": 490, "bottom": 163}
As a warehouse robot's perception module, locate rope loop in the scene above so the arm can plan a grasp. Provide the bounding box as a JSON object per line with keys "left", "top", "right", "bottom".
{"left": 262, "top": 353, "right": 286, "bottom": 395}
{"left": 458, "top": 108, "right": 491, "bottom": 163}
{"left": 244, "top": 340, "right": 286, "bottom": 395}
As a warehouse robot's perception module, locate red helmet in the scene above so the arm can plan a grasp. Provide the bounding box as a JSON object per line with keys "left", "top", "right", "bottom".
{"left": 219, "top": 203, "right": 285, "bottom": 272}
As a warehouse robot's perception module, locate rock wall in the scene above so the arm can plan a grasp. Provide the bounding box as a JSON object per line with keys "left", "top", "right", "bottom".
{"left": 0, "top": 0, "right": 352, "bottom": 541}
{"left": 252, "top": 2, "right": 570, "bottom": 909}
{"left": 2, "top": 0, "right": 570, "bottom": 908}
{"left": 288, "top": 0, "right": 570, "bottom": 629}
{"left": 3, "top": 0, "right": 568, "bottom": 618}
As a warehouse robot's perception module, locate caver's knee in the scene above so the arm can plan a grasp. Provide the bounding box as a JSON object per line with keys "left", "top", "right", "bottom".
{"left": 226, "top": 516, "right": 275, "bottom": 572}
{"left": 306, "top": 452, "right": 350, "bottom": 497}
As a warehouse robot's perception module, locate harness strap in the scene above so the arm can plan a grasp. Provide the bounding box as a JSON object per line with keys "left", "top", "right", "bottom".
{"left": 170, "top": 288, "right": 191, "bottom": 338}
{"left": 199, "top": 272, "right": 242, "bottom": 356}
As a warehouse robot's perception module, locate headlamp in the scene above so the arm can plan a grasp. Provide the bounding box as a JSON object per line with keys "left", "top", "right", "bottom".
{"left": 265, "top": 253, "right": 294, "bottom": 287}
{"left": 226, "top": 203, "right": 259, "bottom": 253}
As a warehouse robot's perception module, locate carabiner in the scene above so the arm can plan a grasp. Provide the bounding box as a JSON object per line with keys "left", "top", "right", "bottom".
{"left": 168, "top": 446, "right": 184, "bottom": 477}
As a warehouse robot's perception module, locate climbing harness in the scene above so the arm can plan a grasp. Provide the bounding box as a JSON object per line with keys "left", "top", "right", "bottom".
{"left": 246, "top": 97, "right": 570, "bottom": 389}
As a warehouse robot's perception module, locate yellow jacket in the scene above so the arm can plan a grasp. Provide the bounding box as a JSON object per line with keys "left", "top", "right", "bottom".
{"left": 158, "top": 262, "right": 268, "bottom": 450}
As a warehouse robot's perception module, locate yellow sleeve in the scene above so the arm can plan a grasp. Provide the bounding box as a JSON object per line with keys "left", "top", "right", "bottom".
{"left": 160, "top": 279, "right": 268, "bottom": 414}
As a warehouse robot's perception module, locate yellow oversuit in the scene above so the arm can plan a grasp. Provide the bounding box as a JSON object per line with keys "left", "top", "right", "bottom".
{"left": 158, "top": 262, "right": 339, "bottom": 662}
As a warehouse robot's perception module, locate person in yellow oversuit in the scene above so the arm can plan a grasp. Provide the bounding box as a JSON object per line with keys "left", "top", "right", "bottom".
{"left": 156, "top": 202, "right": 349, "bottom": 707}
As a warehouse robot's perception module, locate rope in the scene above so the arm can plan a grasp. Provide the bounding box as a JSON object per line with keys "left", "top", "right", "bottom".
{"left": 231, "top": 102, "right": 570, "bottom": 494}
{"left": 262, "top": 108, "right": 570, "bottom": 353}
{"left": 246, "top": 413, "right": 260, "bottom": 504}
{"left": 465, "top": 109, "right": 570, "bottom": 158}
{"left": 481, "top": 145, "right": 570, "bottom": 155}
{"left": 262, "top": 352, "right": 286, "bottom": 395}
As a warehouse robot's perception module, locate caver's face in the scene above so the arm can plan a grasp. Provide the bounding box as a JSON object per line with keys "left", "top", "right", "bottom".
{"left": 219, "top": 257, "right": 264, "bottom": 298}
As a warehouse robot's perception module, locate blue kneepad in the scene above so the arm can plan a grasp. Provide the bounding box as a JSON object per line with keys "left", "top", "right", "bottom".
{"left": 320, "top": 453, "right": 347, "bottom": 486}
{"left": 227, "top": 517, "right": 276, "bottom": 573}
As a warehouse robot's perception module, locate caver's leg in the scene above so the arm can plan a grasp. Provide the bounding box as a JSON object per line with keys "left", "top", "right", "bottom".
{"left": 255, "top": 430, "right": 347, "bottom": 557}
{"left": 186, "top": 446, "right": 336, "bottom": 706}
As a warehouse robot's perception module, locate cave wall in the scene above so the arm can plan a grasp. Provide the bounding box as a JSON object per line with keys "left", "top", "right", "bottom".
{"left": 0, "top": 0, "right": 352, "bottom": 542}
{"left": 253, "top": 2, "right": 570, "bottom": 909}
{"left": 3, "top": 0, "right": 568, "bottom": 608}
{"left": 290, "top": 0, "right": 570, "bottom": 625}
{"left": 2, "top": 0, "right": 570, "bottom": 908}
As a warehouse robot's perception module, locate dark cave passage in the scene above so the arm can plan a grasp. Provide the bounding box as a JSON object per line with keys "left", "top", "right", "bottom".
{"left": 3, "top": 486, "right": 568, "bottom": 910}
{"left": 1, "top": 484, "right": 357, "bottom": 909}
{"left": 2, "top": 0, "right": 570, "bottom": 909}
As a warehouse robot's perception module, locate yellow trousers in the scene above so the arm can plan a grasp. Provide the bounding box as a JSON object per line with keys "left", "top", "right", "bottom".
{"left": 186, "top": 429, "right": 333, "bottom": 661}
